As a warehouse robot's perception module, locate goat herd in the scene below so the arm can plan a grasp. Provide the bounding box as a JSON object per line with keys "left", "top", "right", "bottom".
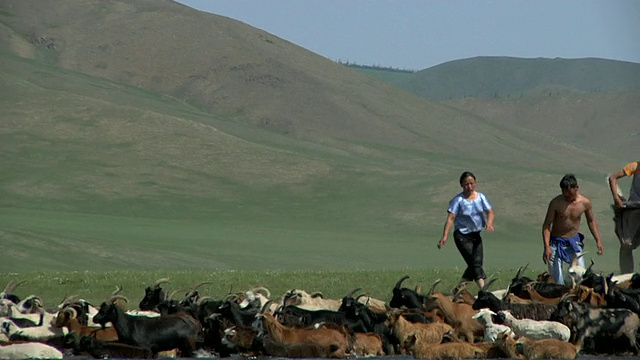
{"left": 1, "top": 263, "right": 640, "bottom": 359}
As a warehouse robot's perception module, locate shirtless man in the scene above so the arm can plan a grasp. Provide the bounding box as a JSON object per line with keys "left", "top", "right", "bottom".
{"left": 542, "top": 174, "right": 605, "bottom": 285}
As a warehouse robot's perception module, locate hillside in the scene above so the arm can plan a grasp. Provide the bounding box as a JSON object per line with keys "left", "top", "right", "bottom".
{"left": 353, "top": 57, "right": 640, "bottom": 162}
{"left": 396, "top": 56, "right": 640, "bottom": 100}
{"left": 0, "top": 0, "right": 629, "bottom": 273}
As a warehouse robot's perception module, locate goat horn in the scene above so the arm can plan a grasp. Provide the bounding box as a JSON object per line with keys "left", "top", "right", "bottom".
{"left": 3, "top": 280, "right": 27, "bottom": 294}
{"left": 153, "top": 278, "right": 171, "bottom": 287}
{"left": 260, "top": 300, "right": 274, "bottom": 314}
{"left": 355, "top": 293, "right": 368, "bottom": 302}
{"left": 21, "top": 295, "right": 44, "bottom": 306}
{"left": 482, "top": 278, "right": 498, "bottom": 291}
{"left": 224, "top": 293, "right": 239, "bottom": 301}
{"left": 58, "top": 294, "right": 79, "bottom": 308}
{"left": 112, "top": 285, "right": 123, "bottom": 295}
{"left": 346, "top": 288, "right": 362, "bottom": 298}
{"left": 394, "top": 275, "right": 410, "bottom": 290}
{"left": 106, "top": 295, "right": 129, "bottom": 304}
{"left": 251, "top": 286, "right": 271, "bottom": 298}
{"left": 515, "top": 263, "right": 530, "bottom": 280}
{"left": 428, "top": 279, "right": 442, "bottom": 295}
{"left": 196, "top": 296, "right": 215, "bottom": 305}
{"left": 167, "top": 288, "right": 189, "bottom": 300}
{"left": 63, "top": 307, "right": 78, "bottom": 319}
{"left": 191, "top": 281, "right": 214, "bottom": 291}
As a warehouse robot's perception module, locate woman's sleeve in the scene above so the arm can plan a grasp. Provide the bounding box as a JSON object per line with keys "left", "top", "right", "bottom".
{"left": 481, "top": 193, "right": 492, "bottom": 211}
{"left": 448, "top": 196, "right": 459, "bottom": 214}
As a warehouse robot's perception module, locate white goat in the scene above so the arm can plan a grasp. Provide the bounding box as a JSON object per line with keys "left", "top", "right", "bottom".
{"left": 567, "top": 252, "right": 588, "bottom": 288}
{"left": 472, "top": 308, "right": 515, "bottom": 342}
{"left": 0, "top": 318, "right": 68, "bottom": 341}
{"left": 0, "top": 300, "right": 57, "bottom": 327}
{"left": 497, "top": 310, "right": 570, "bottom": 342}
{"left": 238, "top": 286, "right": 272, "bottom": 310}
{"left": 281, "top": 289, "right": 341, "bottom": 311}
{"left": 0, "top": 342, "right": 63, "bottom": 359}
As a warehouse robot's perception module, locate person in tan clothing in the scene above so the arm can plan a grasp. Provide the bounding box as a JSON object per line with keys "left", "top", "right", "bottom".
{"left": 608, "top": 160, "right": 640, "bottom": 274}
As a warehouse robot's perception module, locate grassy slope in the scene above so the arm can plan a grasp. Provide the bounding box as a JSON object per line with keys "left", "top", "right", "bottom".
{"left": 0, "top": 1, "right": 629, "bottom": 276}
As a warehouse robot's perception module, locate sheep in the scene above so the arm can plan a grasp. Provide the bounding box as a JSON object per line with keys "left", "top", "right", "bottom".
{"left": 0, "top": 341, "right": 63, "bottom": 359}
{"left": 496, "top": 310, "right": 570, "bottom": 342}
{"left": 471, "top": 308, "right": 514, "bottom": 342}
{"left": 403, "top": 334, "right": 485, "bottom": 359}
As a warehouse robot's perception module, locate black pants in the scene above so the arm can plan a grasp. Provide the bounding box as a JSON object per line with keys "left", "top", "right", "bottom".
{"left": 453, "top": 230, "right": 486, "bottom": 281}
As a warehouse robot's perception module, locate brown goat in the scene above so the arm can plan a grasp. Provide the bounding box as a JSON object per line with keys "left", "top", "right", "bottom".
{"left": 452, "top": 282, "right": 476, "bottom": 305}
{"left": 536, "top": 271, "right": 554, "bottom": 284}
{"left": 262, "top": 335, "right": 338, "bottom": 358}
{"left": 494, "top": 331, "right": 523, "bottom": 359}
{"left": 386, "top": 309, "right": 456, "bottom": 348}
{"left": 255, "top": 313, "right": 349, "bottom": 358}
{"left": 427, "top": 291, "right": 483, "bottom": 342}
{"left": 350, "top": 332, "right": 384, "bottom": 357}
{"left": 521, "top": 282, "right": 561, "bottom": 305}
{"left": 516, "top": 336, "right": 579, "bottom": 359}
{"left": 572, "top": 285, "right": 607, "bottom": 307}
{"left": 403, "top": 334, "right": 486, "bottom": 359}
{"left": 53, "top": 307, "right": 118, "bottom": 342}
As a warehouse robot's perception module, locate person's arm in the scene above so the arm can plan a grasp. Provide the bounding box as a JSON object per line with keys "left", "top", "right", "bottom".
{"left": 438, "top": 212, "right": 455, "bottom": 249}
{"left": 609, "top": 169, "right": 627, "bottom": 207}
{"left": 485, "top": 208, "right": 495, "bottom": 232}
{"left": 541, "top": 200, "right": 555, "bottom": 264}
{"left": 584, "top": 198, "right": 605, "bottom": 255}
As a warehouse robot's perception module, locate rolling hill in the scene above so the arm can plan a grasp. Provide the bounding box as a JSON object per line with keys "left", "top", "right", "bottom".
{"left": 0, "top": 0, "right": 632, "bottom": 273}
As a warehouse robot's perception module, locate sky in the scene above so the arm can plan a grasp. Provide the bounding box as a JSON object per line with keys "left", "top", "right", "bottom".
{"left": 175, "top": 0, "right": 639, "bottom": 71}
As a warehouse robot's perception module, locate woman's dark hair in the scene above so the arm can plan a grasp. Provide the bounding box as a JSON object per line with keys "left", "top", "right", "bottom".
{"left": 459, "top": 171, "right": 476, "bottom": 185}
{"left": 560, "top": 174, "right": 578, "bottom": 189}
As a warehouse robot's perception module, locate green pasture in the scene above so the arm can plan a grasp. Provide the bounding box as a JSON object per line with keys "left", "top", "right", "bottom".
{"left": 0, "top": 268, "right": 520, "bottom": 310}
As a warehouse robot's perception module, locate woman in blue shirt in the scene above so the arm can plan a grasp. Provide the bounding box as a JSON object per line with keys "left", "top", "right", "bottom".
{"left": 437, "top": 171, "right": 495, "bottom": 289}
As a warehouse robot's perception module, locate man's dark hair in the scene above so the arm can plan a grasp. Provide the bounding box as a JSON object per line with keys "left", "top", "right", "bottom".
{"left": 559, "top": 174, "right": 578, "bottom": 189}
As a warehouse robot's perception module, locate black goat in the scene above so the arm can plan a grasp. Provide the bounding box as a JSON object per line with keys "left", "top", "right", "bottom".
{"left": 339, "top": 289, "right": 393, "bottom": 354}
{"left": 138, "top": 278, "right": 170, "bottom": 311}
{"left": 508, "top": 264, "right": 571, "bottom": 299}
{"left": 93, "top": 295, "right": 201, "bottom": 357}
{"left": 473, "top": 289, "right": 556, "bottom": 321}
{"left": 389, "top": 275, "right": 429, "bottom": 309}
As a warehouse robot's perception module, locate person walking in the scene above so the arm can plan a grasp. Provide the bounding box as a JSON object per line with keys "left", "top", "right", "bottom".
{"left": 542, "top": 174, "right": 604, "bottom": 285}
{"left": 608, "top": 160, "right": 640, "bottom": 274}
{"left": 437, "top": 171, "right": 494, "bottom": 289}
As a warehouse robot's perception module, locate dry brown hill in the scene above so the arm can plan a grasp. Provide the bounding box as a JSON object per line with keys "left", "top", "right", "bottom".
{"left": 0, "top": 0, "right": 618, "bottom": 171}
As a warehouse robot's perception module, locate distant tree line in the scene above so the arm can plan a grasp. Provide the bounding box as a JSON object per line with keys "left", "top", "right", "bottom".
{"left": 336, "top": 60, "right": 416, "bottom": 73}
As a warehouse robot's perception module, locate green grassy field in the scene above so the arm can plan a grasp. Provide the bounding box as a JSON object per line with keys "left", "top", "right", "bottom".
{"left": 0, "top": 268, "right": 523, "bottom": 310}
{"left": 1, "top": 2, "right": 631, "bottom": 290}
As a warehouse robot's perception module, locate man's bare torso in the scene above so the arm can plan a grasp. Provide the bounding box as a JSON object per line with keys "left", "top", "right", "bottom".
{"left": 550, "top": 194, "right": 588, "bottom": 238}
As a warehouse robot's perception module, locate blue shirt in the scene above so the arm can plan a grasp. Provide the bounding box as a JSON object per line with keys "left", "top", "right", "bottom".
{"left": 448, "top": 192, "right": 492, "bottom": 234}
